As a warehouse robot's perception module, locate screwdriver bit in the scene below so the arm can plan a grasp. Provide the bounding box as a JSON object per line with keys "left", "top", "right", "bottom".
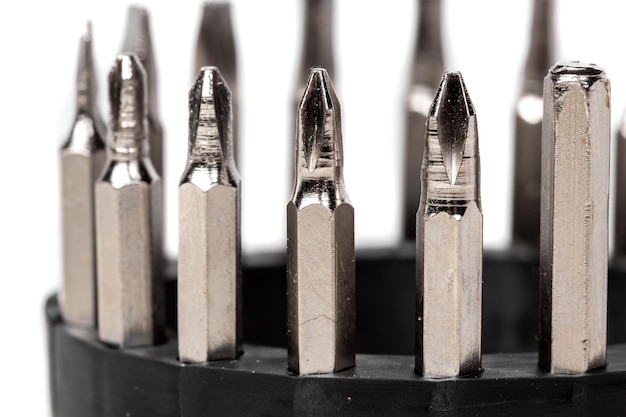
{"left": 121, "top": 6, "right": 164, "bottom": 178}
{"left": 290, "top": 0, "right": 335, "bottom": 185}
{"left": 415, "top": 71, "right": 482, "bottom": 378}
{"left": 59, "top": 23, "right": 106, "bottom": 327}
{"left": 95, "top": 53, "right": 165, "bottom": 348}
{"left": 178, "top": 67, "right": 242, "bottom": 363}
{"left": 402, "top": 0, "right": 444, "bottom": 240}
{"left": 539, "top": 62, "right": 610, "bottom": 375}
{"left": 194, "top": 2, "right": 240, "bottom": 165}
{"left": 287, "top": 67, "right": 355, "bottom": 376}
{"left": 512, "top": 0, "right": 555, "bottom": 249}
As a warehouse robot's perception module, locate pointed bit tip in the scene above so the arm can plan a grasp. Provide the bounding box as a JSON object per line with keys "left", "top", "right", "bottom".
{"left": 188, "top": 66, "right": 232, "bottom": 167}
{"left": 430, "top": 71, "right": 474, "bottom": 185}
{"left": 77, "top": 22, "right": 96, "bottom": 111}
{"left": 298, "top": 67, "right": 341, "bottom": 173}
{"left": 83, "top": 21, "right": 93, "bottom": 42}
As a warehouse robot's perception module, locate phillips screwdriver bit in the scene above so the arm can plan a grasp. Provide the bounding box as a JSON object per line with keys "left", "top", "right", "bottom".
{"left": 178, "top": 67, "right": 242, "bottom": 363}
{"left": 287, "top": 67, "right": 355, "bottom": 376}
{"left": 121, "top": 6, "right": 164, "bottom": 178}
{"left": 95, "top": 53, "right": 165, "bottom": 348}
{"left": 416, "top": 71, "right": 482, "bottom": 378}
{"left": 539, "top": 62, "right": 610, "bottom": 374}
{"left": 290, "top": 0, "right": 335, "bottom": 185}
{"left": 59, "top": 23, "right": 106, "bottom": 327}
{"left": 402, "top": 0, "right": 444, "bottom": 240}
{"left": 512, "top": 0, "right": 555, "bottom": 249}
{"left": 194, "top": 2, "right": 240, "bottom": 165}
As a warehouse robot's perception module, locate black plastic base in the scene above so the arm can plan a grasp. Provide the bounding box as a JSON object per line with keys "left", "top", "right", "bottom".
{"left": 47, "top": 248, "right": 626, "bottom": 416}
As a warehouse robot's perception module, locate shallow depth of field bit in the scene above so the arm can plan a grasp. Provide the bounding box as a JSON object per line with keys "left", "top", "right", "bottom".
{"left": 416, "top": 71, "right": 482, "bottom": 378}
{"left": 402, "top": 0, "right": 444, "bottom": 240}
{"left": 95, "top": 53, "right": 164, "bottom": 348}
{"left": 539, "top": 62, "right": 610, "bottom": 375}
{"left": 287, "top": 67, "right": 355, "bottom": 376}
{"left": 296, "top": 0, "right": 334, "bottom": 92}
{"left": 512, "top": 0, "right": 555, "bottom": 249}
{"left": 178, "top": 67, "right": 241, "bottom": 363}
{"left": 121, "top": 6, "right": 164, "bottom": 178}
{"left": 59, "top": 23, "right": 106, "bottom": 327}
{"left": 194, "top": 2, "right": 239, "bottom": 165}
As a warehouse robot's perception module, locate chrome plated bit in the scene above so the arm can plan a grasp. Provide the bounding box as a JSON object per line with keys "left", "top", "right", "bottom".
{"left": 539, "top": 62, "right": 610, "bottom": 374}
{"left": 59, "top": 23, "right": 106, "bottom": 327}
{"left": 290, "top": 0, "right": 335, "bottom": 185}
{"left": 121, "top": 6, "right": 164, "bottom": 177}
{"left": 287, "top": 67, "right": 355, "bottom": 375}
{"left": 178, "top": 67, "right": 242, "bottom": 363}
{"left": 95, "top": 53, "right": 164, "bottom": 348}
{"left": 416, "top": 71, "right": 482, "bottom": 378}
{"left": 194, "top": 2, "right": 240, "bottom": 165}
{"left": 512, "top": 0, "right": 555, "bottom": 249}
{"left": 402, "top": 0, "right": 444, "bottom": 240}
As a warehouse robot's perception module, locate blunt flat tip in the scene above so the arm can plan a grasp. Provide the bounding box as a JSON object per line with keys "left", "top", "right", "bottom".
{"left": 550, "top": 61, "right": 605, "bottom": 78}
{"left": 83, "top": 21, "right": 93, "bottom": 42}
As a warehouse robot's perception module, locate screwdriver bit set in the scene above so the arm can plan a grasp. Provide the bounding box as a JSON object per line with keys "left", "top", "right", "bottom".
{"left": 47, "top": 0, "right": 626, "bottom": 416}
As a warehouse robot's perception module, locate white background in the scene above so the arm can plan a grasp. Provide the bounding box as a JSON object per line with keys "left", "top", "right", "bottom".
{"left": 1, "top": 0, "right": 625, "bottom": 414}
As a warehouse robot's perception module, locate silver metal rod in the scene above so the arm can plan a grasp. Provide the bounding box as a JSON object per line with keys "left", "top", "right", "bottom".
{"left": 287, "top": 67, "right": 355, "bottom": 376}
{"left": 59, "top": 23, "right": 106, "bottom": 327}
{"left": 539, "top": 62, "right": 610, "bottom": 374}
{"left": 416, "top": 71, "right": 482, "bottom": 378}
{"left": 178, "top": 67, "right": 242, "bottom": 363}
{"left": 95, "top": 53, "right": 164, "bottom": 348}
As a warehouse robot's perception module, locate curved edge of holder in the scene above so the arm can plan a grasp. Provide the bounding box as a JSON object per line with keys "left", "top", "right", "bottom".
{"left": 47, "top": 294, "right": 626, "bottom": 417}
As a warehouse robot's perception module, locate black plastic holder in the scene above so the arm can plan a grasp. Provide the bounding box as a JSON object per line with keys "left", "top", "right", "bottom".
{"left": 46, "top": 247, "right": 626, "bottom": 416}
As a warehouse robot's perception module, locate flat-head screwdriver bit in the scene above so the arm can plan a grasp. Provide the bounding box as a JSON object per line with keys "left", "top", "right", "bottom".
{"left": 416, "top": 71, "right": 482, "bottom": 378}
{"left": 539, "top": 62, "right": 610, "bottom": 374}
{"left": 402, "top": 0, "right": 444, "bottom": 240}
{"left": 178, "top": 67, "right": 242, "bottom": 363}
{"left": 121, "top": 6, "right": 164, "bottom": 178}
{"left": 59, "top": 23, "right": 106, "bottom": 327}
{"left": 95, "top": 53, "right": 165, "bottom": 348}
{"left": 194, "top": 2, "right": 240, "bottom": 165}
{"left": 512, "top": 0, "right": 555, "bottom": 249}
{"left": 287, "top": 67, "right": 355, "bottom": 376}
